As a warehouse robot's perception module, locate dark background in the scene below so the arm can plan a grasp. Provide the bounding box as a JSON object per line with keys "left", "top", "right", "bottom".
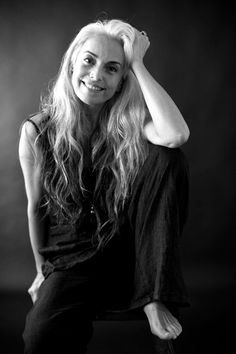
{"left": 0, "top": 0, "right": 235, "bottom": 353}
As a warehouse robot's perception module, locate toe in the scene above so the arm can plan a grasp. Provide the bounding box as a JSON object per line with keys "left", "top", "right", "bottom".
{"left": 151, "top": 325, "right": 172, "bottom": 340}
{"left": 166, "top": 325, "right": 178, "bottom": 339}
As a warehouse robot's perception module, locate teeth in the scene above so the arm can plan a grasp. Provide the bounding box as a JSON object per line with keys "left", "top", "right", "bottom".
{"left": 83, "top": 81, "right": 103, "bottom": 91}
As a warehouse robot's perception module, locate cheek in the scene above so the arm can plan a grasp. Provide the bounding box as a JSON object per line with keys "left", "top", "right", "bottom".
{"left": 111, "top": 83, "right": 121, "bottom": 96}
{"left": 72, "top": 63, "right": 84, "bottom": 80}
{"left": 71, "top": 70, "right": 82, "bottom": 89}
{"left": 71, "top": 70, "right": 77, "bottom": 83}
{"left": 109, "top": 77, "right": 122, "bottom": 92}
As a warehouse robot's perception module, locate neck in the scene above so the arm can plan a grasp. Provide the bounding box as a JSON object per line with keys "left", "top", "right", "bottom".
{"left": 83, "top": 102, "right": 103, "bottom": 131}
{"left": 79, "top": 101, "right": 104, "bottom": 140}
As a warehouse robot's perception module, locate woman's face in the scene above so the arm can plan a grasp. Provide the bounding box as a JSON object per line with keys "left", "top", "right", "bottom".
{"left": 71, "top": 34, "right": 125, "bottom": 109}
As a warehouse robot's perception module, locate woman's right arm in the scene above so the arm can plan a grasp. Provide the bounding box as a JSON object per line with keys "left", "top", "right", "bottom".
{"left": 19, "top": 121, "right": 46, "bottom": 301}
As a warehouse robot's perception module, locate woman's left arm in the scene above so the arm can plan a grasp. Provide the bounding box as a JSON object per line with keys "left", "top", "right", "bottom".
{"left": 132, "top": 30, "right": 190, "bottom": 148}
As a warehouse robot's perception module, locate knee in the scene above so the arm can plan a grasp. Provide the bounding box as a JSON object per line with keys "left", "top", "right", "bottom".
{"left": 146, "top": 143, "right": 188, "bottom": 177}
{"left": 23, "top": 312, "right": 51, "bottom": 353}
{"left": 23, "top": 325, "right": 42, "bottom": 353}
{"left": 148, "top": 143, "right": 184, "bottom": 165}
{"left": 23, "top": 307, "right": 94, "bottom": 354}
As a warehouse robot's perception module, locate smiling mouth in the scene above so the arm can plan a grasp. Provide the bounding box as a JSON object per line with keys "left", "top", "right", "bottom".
{"left": 81, "top": 80, "right": 105, "bottom": 92}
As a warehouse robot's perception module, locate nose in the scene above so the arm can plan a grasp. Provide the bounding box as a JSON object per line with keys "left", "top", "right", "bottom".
{"left": 89, "top": 65, "right": 102, "bottom": 81}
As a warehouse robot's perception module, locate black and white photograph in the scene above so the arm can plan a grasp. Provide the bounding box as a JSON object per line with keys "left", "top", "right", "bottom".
{"left": 0, "top": 0, "right": 234, "bottom": 353}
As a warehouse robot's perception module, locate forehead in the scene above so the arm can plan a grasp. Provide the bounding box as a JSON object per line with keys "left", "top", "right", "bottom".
{"left": 80, "top": 34, "right": 124, "bottom": 64}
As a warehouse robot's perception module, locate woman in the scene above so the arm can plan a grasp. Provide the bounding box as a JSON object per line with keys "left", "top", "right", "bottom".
{"left": 19, "top": 19, "right": 190, "bottom": 354}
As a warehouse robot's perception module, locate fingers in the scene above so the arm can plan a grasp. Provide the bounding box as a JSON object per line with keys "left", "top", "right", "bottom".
{"left": 138, "top": 29, "right": 150, "bottom": 41}
{"left": 134, "top": 28, "right": 150, "bottom": 44}
{"left": 131, "top": 28, "right": 150, "bottom": 64}
{"left": 28, "top": 287, "right": 37, "bottom": 303}
{"left": 27, "top": 273, "right": 44, "bottom": 304}
{"left": 140, "top": 31, "right": 148, "bottom": 38}
{"left": 141, "top": 31, "right": 147, "bottom": 36}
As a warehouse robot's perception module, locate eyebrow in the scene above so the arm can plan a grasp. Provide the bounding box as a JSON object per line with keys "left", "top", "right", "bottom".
{"left": 84, "top": 51, "right": 122, "bottom": 66}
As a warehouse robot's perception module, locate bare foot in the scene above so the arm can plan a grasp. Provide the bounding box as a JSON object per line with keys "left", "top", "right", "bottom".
{"left": 143, "top": 301, "right": 182, "bottom": 340}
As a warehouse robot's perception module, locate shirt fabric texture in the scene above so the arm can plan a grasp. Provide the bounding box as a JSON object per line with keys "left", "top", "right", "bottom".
{"left": 26, "top": 117, "right": 190, "bottom": 312}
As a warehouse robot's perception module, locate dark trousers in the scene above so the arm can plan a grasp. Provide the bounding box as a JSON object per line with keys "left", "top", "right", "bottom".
{"left": 23, "top": 144, "right": 189, "bottom": 354}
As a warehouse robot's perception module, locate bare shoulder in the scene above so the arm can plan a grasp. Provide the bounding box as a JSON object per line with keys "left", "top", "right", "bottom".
{"left": 30, "top": 112, "right": 47, "bottom": 127}
{"left": 21, "top": 112, "right": 46, "bottom": 142}
{"left": 19, "top": 112, "right": 46, "bottom": 161}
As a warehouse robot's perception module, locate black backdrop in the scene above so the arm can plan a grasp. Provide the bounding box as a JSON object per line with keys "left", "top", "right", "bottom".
{"left": 0, "top": 0, "right": 235, "bottom": 353}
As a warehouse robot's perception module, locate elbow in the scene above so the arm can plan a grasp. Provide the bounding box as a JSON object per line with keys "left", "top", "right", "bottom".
{"left": 167, "top": 127, "right": 190, "bottom": 148}
{"left": 144, "top": 120, "right": 190, "bottom": 148}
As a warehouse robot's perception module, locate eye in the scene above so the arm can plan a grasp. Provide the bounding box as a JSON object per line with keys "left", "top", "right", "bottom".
{"left": 107, "top": 65, "right": 118, "bottom": 73}
{"left": 84, "top": 56, "right": 94, "bottom": 65}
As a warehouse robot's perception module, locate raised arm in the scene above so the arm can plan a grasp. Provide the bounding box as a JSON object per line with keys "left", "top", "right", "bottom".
{"left": 19, "top": 121, "right": 46, "bottom": 302}
{"left": 132, "top": 30, "right": 190, "bottom": 148}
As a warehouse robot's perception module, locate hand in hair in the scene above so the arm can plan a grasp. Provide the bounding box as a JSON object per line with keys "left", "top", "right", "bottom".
{"left": 132, "top": 29, "right": 150, "bottom": 65}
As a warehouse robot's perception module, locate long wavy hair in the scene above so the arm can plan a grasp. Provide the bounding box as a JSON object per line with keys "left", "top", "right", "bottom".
{"left": 35, "top": 19, "right": 148, "bottom": 248}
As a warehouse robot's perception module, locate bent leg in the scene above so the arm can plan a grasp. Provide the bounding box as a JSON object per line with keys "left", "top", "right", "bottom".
{"left": 23, "top": 269, "right": 95, "bottom": 354}
{"left": 128, "top": 144, "right": 189, "bottom": 309}
{"left": 127, "top": 144, "right": 189, "bottom": 349}
{"left": 97, "top": 144, "right": 189, "bottom": 313}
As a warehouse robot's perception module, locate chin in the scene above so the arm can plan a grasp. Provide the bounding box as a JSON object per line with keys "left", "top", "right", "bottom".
{"left": 79, "top": 93, "right": 105, "bottom": 105}
{"left": 76, "top": 96, "right": 103, "bottom": 110}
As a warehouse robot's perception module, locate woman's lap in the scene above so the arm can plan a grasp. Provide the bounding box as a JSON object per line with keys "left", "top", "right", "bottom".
{"left": 23, "top": 145, "right": 188, "bottom": 353}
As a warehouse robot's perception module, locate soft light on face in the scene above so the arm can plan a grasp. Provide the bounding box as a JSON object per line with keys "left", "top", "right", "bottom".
{"left": 71, "top": 34, "right": 125, "bottom": 109}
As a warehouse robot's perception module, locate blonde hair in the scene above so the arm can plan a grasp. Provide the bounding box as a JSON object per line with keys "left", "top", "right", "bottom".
{"left": 38, "top": 19, "right": 148, "bottom": 248}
